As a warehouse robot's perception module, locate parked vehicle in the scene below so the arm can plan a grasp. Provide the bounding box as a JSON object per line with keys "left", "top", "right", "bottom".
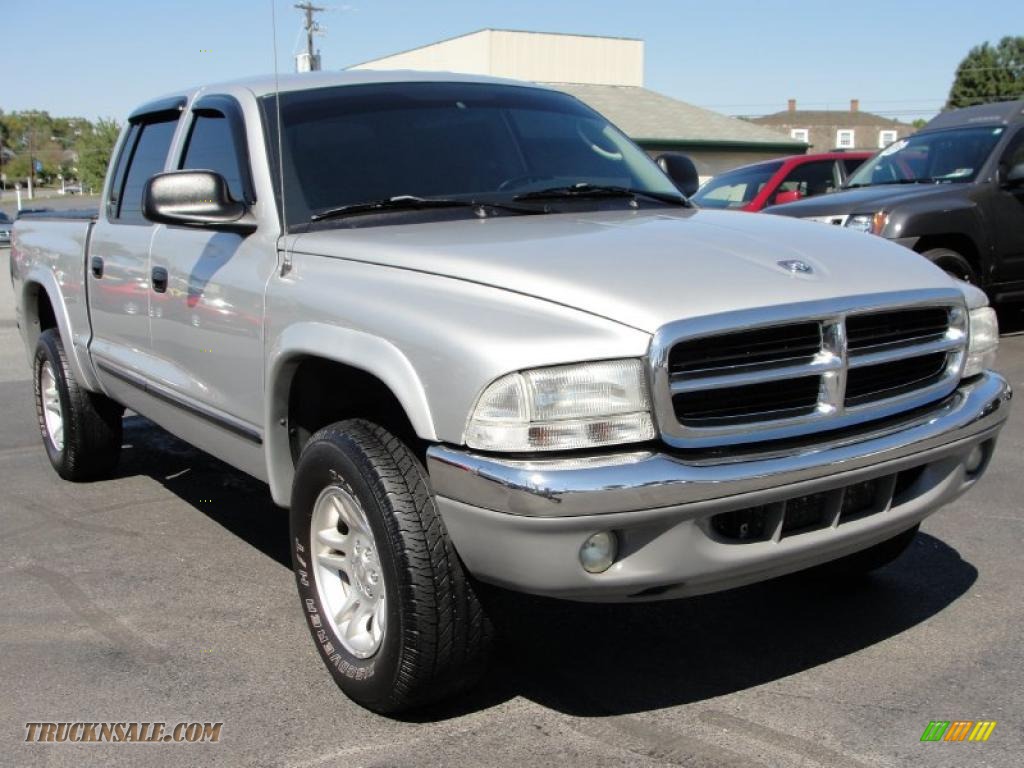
{"left": 766, "top": 100, "right": 1024, "bottom": 302}
{"left": 0, "top": 211, "right": 11, "bottom": 246}
{"left": 690, "top": 151, "right": 871, "bottom": 211}
{"left": 10, "top": 72, "right": 1011, "bottom": 714}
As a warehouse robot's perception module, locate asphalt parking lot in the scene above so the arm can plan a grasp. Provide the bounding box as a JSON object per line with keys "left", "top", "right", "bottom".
{"left": 1, "top": 255, "right": 1022, "bottom": 768}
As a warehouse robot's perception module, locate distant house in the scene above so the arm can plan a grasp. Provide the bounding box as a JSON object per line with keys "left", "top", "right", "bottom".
{"left": 349, "top": 29, "right": 806, "bottom": 180}
{"left": 747, "top": 99, "right": 915, "bottom": 152}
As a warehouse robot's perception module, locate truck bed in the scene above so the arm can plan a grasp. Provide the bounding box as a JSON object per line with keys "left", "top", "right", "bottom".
{"left": 11, "top": 215, "right": 97, "bottom": 389}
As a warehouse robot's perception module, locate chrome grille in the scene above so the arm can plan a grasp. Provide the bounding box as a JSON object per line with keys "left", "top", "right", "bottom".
{"left": 650, "top": 290, "right": 968, "bottom": 448}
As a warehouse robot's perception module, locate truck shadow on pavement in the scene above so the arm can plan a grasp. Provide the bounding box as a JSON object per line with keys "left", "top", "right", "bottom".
{"left": 114, "top": 414, "right": 978, "bottom": 721}
{"left": 466, "top": 533, "right": 977, "bottom": 719}
{"left": 115, "top": 415, "right": 292, "bottom": 568}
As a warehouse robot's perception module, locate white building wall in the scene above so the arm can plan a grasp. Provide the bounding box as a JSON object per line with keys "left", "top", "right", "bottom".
{"left": 351, "top": 30, "right": 644, "bottom": 87}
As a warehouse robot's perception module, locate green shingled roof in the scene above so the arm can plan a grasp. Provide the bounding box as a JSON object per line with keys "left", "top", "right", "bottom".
{"left": 547, "top": 83, "right": 805, "bottom": 148}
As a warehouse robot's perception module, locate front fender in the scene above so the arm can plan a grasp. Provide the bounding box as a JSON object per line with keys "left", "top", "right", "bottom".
{"left": 264, "top": 322, "right": 436, "bottom": 506}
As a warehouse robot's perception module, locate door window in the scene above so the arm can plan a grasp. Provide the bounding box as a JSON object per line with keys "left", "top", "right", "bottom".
{"left": 180, "top": 113, "right": 246, "bottom": 201}
{"left": 114, "top": 118, "right": 179, "bottom": 224}
{"left": 772, "top": 160, "right": 840, "bottom": 203}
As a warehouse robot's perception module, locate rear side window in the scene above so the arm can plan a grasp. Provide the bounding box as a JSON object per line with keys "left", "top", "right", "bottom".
{"left": 775, "top": 160, "right": 840, "bottom": 199}
{"left": 115, "top": 118, "right": 178, "bottom": 224}
{"left": 106, "top": 124, "right": 139, "bottom": 219}
{"left": 181, "top": 114, "right": 245, "bottom": 202}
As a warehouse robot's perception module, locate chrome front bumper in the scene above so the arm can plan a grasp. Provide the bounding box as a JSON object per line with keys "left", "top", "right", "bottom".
{"left": 427, "top": 373, "right": 1011, "bottom": 601}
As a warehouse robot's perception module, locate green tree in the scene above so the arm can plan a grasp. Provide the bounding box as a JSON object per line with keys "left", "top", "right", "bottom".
{"left": 947, "top": 36, "right": 1024, "bottom": 109}
{"left": 75, "top": 118, "right": 121, "bottom": 193}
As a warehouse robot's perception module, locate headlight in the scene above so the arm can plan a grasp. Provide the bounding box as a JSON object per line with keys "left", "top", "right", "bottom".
{"left": 466, "top": 359, "right": 656, "bottom": 451}
{"left": 964, "top": 306, "right": 998, "bottom": 377}
{"left": 846, "top": 212, "right": 888, "bottom": 235}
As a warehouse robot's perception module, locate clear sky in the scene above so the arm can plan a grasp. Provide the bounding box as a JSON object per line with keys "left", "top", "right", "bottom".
{"left": 4, "top": 0, "right": 1021, "bottom": 123}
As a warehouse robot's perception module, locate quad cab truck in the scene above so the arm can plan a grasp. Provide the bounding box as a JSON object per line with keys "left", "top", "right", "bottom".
{"left": 10, "top": 71, "right": 1012, "bottom": 713}
{"left": 768, "top": 100, "right": 1024, "bottom": 302}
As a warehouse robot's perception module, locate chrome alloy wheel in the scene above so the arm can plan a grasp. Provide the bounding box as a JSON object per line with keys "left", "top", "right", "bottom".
{"left": 40, "top": 361, "right": 64, "bottom": 451}
{"left": 310, "top": 485, "right": 387, "bottom": 658}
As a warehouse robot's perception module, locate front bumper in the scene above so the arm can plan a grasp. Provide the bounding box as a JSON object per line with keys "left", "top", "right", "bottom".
{"left": 427, "top": 372, "right": 1011, "bottom": 601}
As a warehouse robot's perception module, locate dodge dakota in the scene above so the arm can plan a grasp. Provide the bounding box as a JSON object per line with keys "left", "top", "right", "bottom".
{"left": 10, "top": 71, "right": 1011, "bottom": 713}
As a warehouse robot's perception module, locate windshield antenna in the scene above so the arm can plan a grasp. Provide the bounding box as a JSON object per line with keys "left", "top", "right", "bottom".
{"left": 271, "top": 0, "right": 292, "bottom": 275}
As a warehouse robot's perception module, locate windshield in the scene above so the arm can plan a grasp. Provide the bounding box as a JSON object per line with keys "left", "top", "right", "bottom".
{"left": 263, "top": 82, "right": 681, "bottom": 227}
{"left": 691, "top": 162, "right": 782, "bottom": 209}
{"left": 846, "top": 126, "right": 1005, "bottom": 187}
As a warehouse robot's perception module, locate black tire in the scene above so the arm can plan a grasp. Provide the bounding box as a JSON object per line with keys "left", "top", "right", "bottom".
{"left": 33, "top": 328, "right": 123, "bottom": 481}
{"left": 809, "top": 524, "right": 919, "bottom": 580}
{"left": 922, "top": 248, "right": 979, "bottom": 285}
{"left": 290, "top": 419, "right": 492, "bottom": 713}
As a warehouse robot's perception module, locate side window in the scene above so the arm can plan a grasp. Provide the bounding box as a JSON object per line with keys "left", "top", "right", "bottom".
{"left": 774, "top": 160, "right": 840, "bottom": 202}
{"left": 116, "top": 118, "right": 178, "bottom": 224}
{"left": 106, "top": 123, "right": 139, "bottom": 219}
{"left": 180, "top": 113, "right": 246, "bottom": 201}
{"left": 1000, "top": 127, "right": 1024, "bottom": 171}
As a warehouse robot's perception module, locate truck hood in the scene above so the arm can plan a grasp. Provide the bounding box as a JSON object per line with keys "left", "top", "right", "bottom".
{"left": 292, "top": 208, "right": 958, "bottom": 333}
{"left": 765, "top": 182, "right": 961, "bottom": 218}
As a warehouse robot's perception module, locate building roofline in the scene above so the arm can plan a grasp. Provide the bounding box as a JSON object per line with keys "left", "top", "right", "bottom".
{"left": 346, "top": 28, "right": 643, "bottom": 69}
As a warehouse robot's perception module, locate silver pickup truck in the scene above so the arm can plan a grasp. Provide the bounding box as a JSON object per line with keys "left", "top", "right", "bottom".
{"left": 10, "top": 71, "right": 1011, "bottom": 713}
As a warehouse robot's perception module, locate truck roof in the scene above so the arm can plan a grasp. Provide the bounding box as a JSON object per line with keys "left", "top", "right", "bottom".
{"left": 922, "top": 99, "right": 1024, "bottom": 132}
{"left": 133, "top": 70, "right": 539, "bottom": 117}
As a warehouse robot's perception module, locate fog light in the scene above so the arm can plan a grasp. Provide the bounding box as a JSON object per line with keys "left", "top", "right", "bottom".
{"left": 580, "top": 531, "right": 617, "bottom": 574}
{"left": 965, "top": 445, "right": 985, "bottom": 475}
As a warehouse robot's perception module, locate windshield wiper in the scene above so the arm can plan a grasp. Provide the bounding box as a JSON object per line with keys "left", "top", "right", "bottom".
{"left": 513, "top": 183, "right": 688, "bottom": 206}
{"left": 310, "top": 195, "right": 547, "bottom": 221}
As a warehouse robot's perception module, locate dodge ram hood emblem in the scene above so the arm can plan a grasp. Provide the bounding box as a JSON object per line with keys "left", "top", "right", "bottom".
{"left": 778, "top": 259, "right": 814, "bottom": 274}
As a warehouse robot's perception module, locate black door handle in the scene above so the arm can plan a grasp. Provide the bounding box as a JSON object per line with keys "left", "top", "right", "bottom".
{"left": 90, "top": 256, "right": 104, "bottom": 278}
{"left": 151, "top": 266, "right": 168, "bottom": 293}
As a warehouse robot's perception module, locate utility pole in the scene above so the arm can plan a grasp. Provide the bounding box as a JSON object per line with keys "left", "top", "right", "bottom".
{"left": 294, "top": 2, "right": 324, "bottom": 72}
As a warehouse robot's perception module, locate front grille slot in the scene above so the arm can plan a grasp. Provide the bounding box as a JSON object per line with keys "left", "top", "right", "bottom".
{"left": 708, "top": 473, "right": 900, "bottom": 543}
{"left": 669, "top": 322, "right": 821, "bottom": 376}
{"left": 847, "top": 308, "right": 950, "bottom": 351}
{"left": 674, "top": 376, "right": 820, "bottom": 426}
{"left": 846, "top": 352, "right": 948, "bottom": 407}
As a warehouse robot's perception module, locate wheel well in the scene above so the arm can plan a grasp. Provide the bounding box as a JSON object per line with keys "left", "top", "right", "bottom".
{"left": 24, "top": 283, "right": 58, "bottom": 349}
{"left": 914, "top": 235, "right": 981, "bottom": 277}
{"left": 286, "top": 357, "right": 421, "bottom": 464}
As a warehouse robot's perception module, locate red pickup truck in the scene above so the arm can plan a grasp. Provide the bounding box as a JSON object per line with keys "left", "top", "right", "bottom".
{"left": 691, "top": 151, "right": 872, "bottom": 212}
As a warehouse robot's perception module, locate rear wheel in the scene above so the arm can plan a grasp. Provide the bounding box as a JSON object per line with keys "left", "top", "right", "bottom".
{"left": 922, "top": 248, "right": 978, "bottom": 285}
{"left": 33, "top": 329, "right": 123, "bottom": 481}
{"left": 290, "top": 419, "right": 492, "bottom": 713}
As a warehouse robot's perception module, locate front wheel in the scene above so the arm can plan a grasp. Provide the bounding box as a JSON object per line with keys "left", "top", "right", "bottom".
{"left": 922, "top": 248, "right": 978, "bottom": 285}
{"left": 289, "top": 420, "right": 492, "bottom": 713}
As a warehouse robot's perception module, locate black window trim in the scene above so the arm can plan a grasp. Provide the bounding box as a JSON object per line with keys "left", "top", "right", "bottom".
{"left": 128, "top": 95, "right": 187, "bottom": 124}
{"left": 179, "top": 94, "right": 256, "bottom": 205}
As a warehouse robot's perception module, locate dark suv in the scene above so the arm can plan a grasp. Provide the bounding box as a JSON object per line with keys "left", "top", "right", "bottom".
{"left": 767, "top": 100, "right": 1024, "bottom": 303}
